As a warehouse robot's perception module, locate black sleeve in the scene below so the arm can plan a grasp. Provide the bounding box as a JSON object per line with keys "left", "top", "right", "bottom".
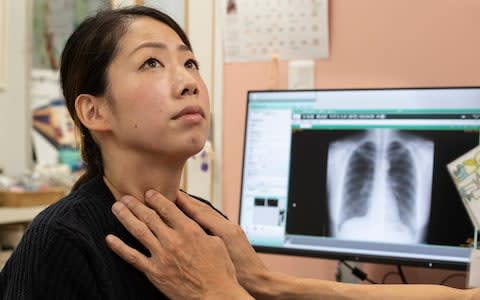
{"left": 182, "top": 190, "right": 229, "bottom": 220}
{"left": 1, "top": 224, "right": 102, "bottom": 300}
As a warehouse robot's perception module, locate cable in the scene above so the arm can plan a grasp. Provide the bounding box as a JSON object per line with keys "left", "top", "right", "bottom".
{"left": 397, "top": 265, "right": 408, "bottom": 284}
{"left": 439, "top": 273, "right": 466, "bottom": 286}
{"left": 335, "top": 260, "right": 342, "bottom": 282}
{"left": 340, "top": 260, "right": 378, "bottom": 284}
{"left": 380, "top": 266, "right": 408, "bottom": 284}
{"left": 381, "top": 271, "right": 400, "bottom": 284}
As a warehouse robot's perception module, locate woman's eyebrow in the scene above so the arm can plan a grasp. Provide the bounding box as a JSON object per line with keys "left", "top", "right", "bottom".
{"left": 129, "top": 42, "right": 191, "bottom": 56}
{"left": 177, "top": 44, "right": 191, "bottom": 52}
{"left": 129, "top": 42, "right": 167, "bottom": 56}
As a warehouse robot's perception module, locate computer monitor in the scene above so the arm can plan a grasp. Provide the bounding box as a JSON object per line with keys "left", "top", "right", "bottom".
{"left": 239, "top": 87, "right": 480, "bottom": 270}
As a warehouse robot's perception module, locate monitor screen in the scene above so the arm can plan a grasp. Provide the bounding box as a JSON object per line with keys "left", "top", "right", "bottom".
{"left": 239, "top": 87, "right": 480, "bottom": 270}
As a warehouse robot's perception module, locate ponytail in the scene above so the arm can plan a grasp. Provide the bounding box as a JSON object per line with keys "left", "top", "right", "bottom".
{"left": 71, "top": 127, "right": 104, "bottom": 191}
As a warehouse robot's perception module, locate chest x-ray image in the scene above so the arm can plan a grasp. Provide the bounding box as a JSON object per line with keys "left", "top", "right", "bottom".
{"left": 327, "top": 129, "right": 434, "bottom": 244}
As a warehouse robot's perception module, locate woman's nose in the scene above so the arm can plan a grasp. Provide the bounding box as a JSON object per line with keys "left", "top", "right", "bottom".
{"left": 174, "top": 69, "right": 199, "bottom": 98}
{"left": 180, "top": 83, "right": 198, "bottom": 96}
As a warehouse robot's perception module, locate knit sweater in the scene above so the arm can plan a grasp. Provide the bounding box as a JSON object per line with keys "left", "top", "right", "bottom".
{"left": 0, "top": 175, "right": 217, "bottom": 299}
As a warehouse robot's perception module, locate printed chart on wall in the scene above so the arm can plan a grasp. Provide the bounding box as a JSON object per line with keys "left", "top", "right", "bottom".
{"left": 223, "top": 0, "right": 329, "bottom": 62}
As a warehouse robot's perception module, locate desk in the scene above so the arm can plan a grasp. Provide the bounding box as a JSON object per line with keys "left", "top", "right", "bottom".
{"left": 0, "top": 206, "right": 47, "bottom": 262}
{"left": 0, "top": 206, "right": 47, "bottom": 225}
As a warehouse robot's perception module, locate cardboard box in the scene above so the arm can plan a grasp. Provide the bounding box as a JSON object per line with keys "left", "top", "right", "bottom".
{"left": 0, "top": 188, "right": 65, "bottom": 207}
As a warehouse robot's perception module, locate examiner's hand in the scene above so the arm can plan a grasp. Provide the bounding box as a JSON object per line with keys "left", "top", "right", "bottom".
{"left": 174, "top": 192, "right": 276, "bottom": 298}
{"left": 105, "top": 190, "right": 252, "bottom": 300}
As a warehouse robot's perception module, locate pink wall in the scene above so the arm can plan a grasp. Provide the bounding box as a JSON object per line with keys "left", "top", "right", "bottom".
{"left": 222, "top": 0, "right": 480, "bottom": 287}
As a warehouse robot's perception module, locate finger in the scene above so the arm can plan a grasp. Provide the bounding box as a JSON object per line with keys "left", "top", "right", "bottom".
{"left": 144, "top": 190, "right": 201, "bottom": 232}
{"left": 112, "top": 201, "right": 163, "bottom": 251}
{"left": 175, "top": 191, "right": 230, "bottom": 236}
{"left": 105, "top": 234, "right": 154, "bottom": 273}
{"left": 120, "top": 195, "right": 172, "bottom": 239}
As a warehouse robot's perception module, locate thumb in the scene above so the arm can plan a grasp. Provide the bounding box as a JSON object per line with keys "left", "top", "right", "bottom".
{"left": 176, "top": 191, "right": 229, "bottom": 236}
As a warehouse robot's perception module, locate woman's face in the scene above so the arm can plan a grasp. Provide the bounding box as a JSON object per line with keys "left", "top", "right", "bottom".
{"left": 103, "top": 17, "right": 210, "bottom": 159}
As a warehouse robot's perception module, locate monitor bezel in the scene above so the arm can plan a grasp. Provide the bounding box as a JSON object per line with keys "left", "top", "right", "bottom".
{"left": 239, "top": 86, "right": 480, "bottom": 271}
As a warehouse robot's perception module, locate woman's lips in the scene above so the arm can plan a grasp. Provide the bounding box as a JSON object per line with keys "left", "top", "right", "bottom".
{"left": 172, "top": 105, "right": 205, "bottom": 120}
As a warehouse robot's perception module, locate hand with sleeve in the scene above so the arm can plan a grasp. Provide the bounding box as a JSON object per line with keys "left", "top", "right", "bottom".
{"left": 173, "top": 191, "right": 282, "bottom": 299}
{"left": 171, "top": 192, "right": 480, "bottom": 300}
{"left": 105, "top": 190, "right": 252, "bottom": 300}
{"left": 108, "top": 190, "right": 480, "bottom": 300}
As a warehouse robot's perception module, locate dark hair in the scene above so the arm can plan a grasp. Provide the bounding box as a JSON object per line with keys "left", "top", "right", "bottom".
{"left": 61, "top": 6, "right": 192, "bottom": 191}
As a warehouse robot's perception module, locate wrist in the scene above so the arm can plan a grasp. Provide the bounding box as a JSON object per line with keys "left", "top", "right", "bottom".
{"left": 204, "top": 281, "right": 253, "bottom": 300}
{"left": 244, "top": 270, "right": 295, "bottom": 300}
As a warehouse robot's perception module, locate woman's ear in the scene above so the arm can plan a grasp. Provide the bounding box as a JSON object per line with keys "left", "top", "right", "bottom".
{"left": 75, "top": 94, "right": 112, "bottom": 131}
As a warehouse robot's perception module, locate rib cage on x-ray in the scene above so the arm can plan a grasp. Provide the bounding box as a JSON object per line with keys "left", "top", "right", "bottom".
{"left": 340, "top": 141, "right": 376, "bottom": 228}
{"left": 328, "top": 129, "right": 434, "bottom": 244}
{"left": 387, "top": 140, "right": 417, "bottom": 233}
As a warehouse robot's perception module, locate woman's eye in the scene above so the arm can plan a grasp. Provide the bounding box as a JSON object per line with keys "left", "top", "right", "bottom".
{"left": 185, "top": 59, "right": 199, "bottom": 70}
{"left": 142, "top": 58, "right": 162, "bottom": 69}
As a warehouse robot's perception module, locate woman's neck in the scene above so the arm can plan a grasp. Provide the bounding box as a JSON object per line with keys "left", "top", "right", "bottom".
{"left": 102, "top": 152, "right": 185, "bottom": 203}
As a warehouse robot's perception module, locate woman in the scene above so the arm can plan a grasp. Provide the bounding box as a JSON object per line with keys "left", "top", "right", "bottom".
{"left": 0, "top": 6, "right": 249, "bottom": 299}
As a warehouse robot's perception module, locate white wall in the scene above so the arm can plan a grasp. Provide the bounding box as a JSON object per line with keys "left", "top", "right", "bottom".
{"left": 187, "top": 0, "right": 224, "bottom": 208}
{"left": 0, "top": 1, "right": 31, "bottom": 176}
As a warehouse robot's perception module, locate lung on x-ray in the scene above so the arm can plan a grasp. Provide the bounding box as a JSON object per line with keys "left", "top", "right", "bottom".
{"left": 327, "top": 129, "right": 434, "bottom": 244}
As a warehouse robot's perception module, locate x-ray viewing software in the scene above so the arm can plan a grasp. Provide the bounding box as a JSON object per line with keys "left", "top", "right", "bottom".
{"left": 240, "top": 88, "right": 480, "bottom": 268}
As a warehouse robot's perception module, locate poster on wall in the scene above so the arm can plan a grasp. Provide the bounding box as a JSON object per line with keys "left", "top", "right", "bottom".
{"left": 31, "top": 69, "right": 81, "bottom": 169}
{"left": 31, "top": 0, "right": 110, "bottom": 170}
{"left": 223, "top": 0, "right": 329, "bottom": 62}
{"left": 32, "top": 0, "right": 110, "bottom": 70}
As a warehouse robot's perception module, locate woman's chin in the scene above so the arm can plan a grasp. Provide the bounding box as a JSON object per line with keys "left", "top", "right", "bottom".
{"left": 172, "top": 137, "right": 207, "bottom": 160}
{"left": 187, "top": 138, "right": 207, "bottom": 156}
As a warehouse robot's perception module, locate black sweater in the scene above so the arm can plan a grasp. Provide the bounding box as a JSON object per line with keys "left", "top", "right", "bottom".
{"left": 0, "top": 175, "right": 213, "bottom": 299}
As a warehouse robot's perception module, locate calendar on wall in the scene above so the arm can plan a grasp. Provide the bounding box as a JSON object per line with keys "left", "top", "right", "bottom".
{"left": 223, "top": 0, "right": 329, "bottom": 62}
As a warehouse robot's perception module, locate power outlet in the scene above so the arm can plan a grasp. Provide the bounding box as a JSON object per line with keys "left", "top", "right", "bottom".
{"left": 288, "top": 60, "right": 315, "bottom": 90}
